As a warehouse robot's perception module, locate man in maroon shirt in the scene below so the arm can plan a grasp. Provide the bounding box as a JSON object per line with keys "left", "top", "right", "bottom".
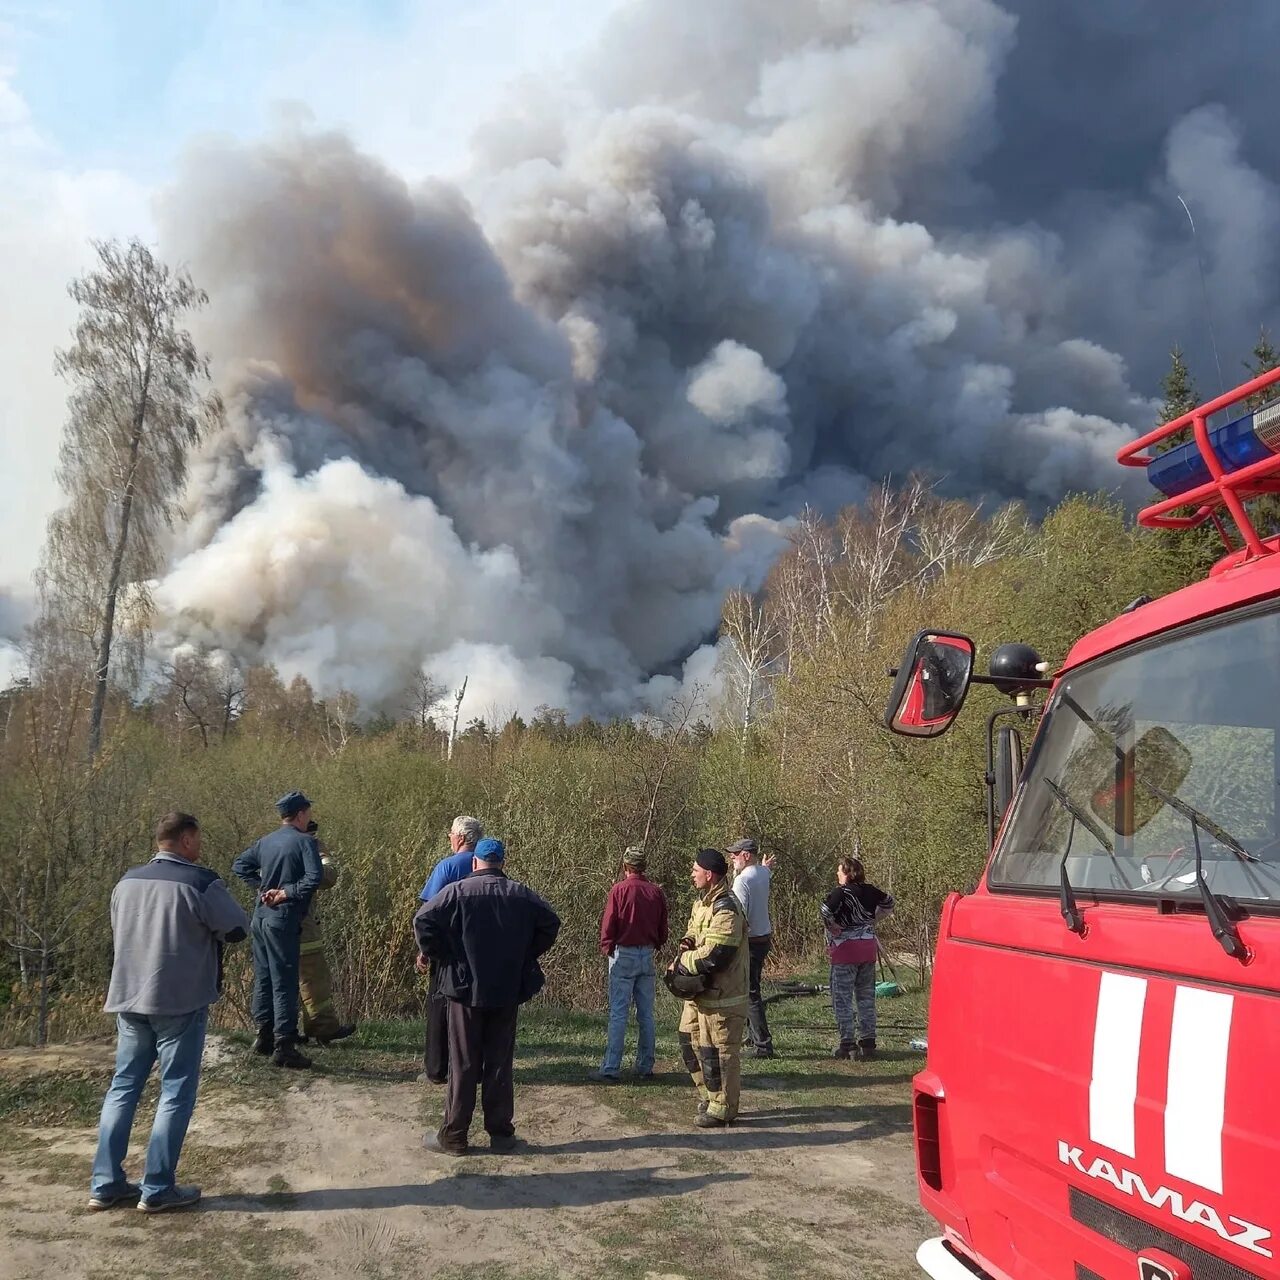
{"left": 590, "top": 846, "right": 669, "bottom": 1081}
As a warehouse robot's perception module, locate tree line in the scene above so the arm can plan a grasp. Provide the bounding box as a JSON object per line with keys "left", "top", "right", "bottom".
{"left": 0, "top": 238, "right": 1272, "bottom": 1044}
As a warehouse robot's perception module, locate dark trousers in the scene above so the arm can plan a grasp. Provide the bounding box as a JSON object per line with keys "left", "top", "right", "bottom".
{"left": 422, "top": 963, "right": 449, "bottom": 1081}
{"left": 440, "top": 1000, "right": 519, "bottom": 1150}
{"left": 250, "top": 914, "right": 302, "bottom": 1039}
{"left": 746, "top": 935, "right": 773, "bottom": 1049}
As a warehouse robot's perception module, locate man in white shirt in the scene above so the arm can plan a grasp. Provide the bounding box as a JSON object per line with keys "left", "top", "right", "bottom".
{"left": 728, "top": 838, "right": 776, "bottom": 1060}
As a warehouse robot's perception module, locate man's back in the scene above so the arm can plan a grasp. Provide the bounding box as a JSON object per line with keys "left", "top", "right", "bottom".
{"left": 233, "top": 827, "right": 322, "bottom": 925}
{"left": 419, "top": 849, "right": 474, "bottom": 902}
{"left": 107, "top": 857, "right": 248, "bottom": 1016}
{"left": 732, "top": 863, "right": 772, "bottom": 936}
{"left": 602, "top": 876, "right": 668, "bottom": 950}
{"left": 418, "top": 869, "right": 560, "bottom": 1008}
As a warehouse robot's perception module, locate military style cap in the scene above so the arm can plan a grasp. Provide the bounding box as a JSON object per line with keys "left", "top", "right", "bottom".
{"left": 622, "top": 846, "right": 646, "bottom": 868}
{"left": 276, "top": 790, "right": 312, "bottom": 818}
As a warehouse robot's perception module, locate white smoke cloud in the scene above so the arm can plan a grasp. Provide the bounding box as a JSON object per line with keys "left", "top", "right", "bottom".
{"left": 0, "top": 581, "right": 29, "bottom": 691}
{"left": 158, "top": 453, "right": 574, "bottom": 711}
{"left": 147, "top": 0, "right": 1275, "bottom": 715}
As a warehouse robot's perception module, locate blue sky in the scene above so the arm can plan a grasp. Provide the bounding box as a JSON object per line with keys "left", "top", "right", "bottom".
{"left": 5, "top": 0, "right": 606, "bottom": 176}
{"left": 0, "top": 0, "right": 621, "bottom": 622}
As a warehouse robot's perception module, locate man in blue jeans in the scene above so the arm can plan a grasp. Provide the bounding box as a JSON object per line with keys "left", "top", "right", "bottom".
{"left": 90, "top": 811, "right": 249, "bottom": 1214}
{"left": 591, "top": 846, "right": 669, "bottom": 1082}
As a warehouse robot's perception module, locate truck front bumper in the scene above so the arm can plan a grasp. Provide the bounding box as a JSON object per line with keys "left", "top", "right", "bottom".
{"left": 917, "top": 1238, "right": 993, "bottom": 1280}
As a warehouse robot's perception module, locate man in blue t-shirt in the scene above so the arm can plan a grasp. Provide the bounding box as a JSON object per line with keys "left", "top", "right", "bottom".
{"left": 415, "top": 815, "right": 483, "bottom": 1083}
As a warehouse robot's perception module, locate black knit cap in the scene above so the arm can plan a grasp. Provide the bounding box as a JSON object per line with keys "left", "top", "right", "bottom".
{"left": 695, "top": 847, "right": 728, "bottom": 875}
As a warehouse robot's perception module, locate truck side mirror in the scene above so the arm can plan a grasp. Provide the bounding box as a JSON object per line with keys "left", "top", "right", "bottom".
{"left": 994, "top": 725, "right": 1024, "bottom": 821}
{"left": 884, "top": 631, "right": 976, "bottom": 737}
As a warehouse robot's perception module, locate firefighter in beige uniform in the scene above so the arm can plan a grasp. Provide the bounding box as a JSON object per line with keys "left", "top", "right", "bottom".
{"left": 668, "top": 847, "right": 749, "bottom": 1128}
{"left": 298, "top": 824, "right": 356, "bottom": 1045}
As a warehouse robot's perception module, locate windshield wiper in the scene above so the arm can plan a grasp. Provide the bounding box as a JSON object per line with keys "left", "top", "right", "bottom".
{"left": 1134, "top": 779, "right": 1259, "bottom": 863}
{"left": 1137, "top": 780, "right": 1252, "bottom": 962}
{"left": 1045, "top": 777, "right": 1112, "bottom": 935}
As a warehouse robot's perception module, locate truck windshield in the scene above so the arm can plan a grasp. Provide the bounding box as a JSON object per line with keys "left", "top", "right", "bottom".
{"left": 991, "top": 603, "right": 1280, "bottom": 906}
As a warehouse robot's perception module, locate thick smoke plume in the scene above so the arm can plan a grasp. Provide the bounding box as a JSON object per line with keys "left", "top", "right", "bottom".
{"left": 152, "top": 0, "right": 1280, "bottom": 717}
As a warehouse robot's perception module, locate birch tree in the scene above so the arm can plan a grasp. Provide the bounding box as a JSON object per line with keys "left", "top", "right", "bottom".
{"left": 40, "top": 239, "right": 221, "bottom": 758}
{"left": 719, "top": 588, "right": 779, "bottom": 757}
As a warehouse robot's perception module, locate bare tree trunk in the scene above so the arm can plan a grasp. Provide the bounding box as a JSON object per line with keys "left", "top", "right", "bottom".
{"left": 447, "top": 677, "right": 467, "bottom": 762}
{"left": 36, "top": 946, "right": 52, "bottom": 1047}
{"left": 87, "top": 380, "right": 150, "bottom": 760}
{"left": 16, "top": 885, "right": 28, "bottom": 987}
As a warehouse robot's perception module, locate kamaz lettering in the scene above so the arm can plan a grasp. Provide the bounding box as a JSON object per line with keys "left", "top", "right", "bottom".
{"left": 1057, "top": 1142, "right": 1272, "bottom": 1259}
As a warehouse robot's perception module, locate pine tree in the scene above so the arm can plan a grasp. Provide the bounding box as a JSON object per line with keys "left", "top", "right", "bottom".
{"left": 1154, "top": 346, "right": 1199, "bottom": 453}
{"left": 1151, "top": 347, "right": 1220, "bottom": 571}
{"left": 1245, "top": 326, "right": 1279, "bottom": 410}
{"left": 1241, "top": 326, "right": 1280, "bottom": 537}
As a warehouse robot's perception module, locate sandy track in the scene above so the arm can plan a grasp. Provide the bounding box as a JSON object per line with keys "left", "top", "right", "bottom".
{"left": 0, "top": 1049, "right": 928, "bottom": 1280}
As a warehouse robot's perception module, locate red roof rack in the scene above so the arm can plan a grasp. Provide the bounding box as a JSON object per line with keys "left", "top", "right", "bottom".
{"left": 1117, "top": 365, "right": 1280, "bottom": 557}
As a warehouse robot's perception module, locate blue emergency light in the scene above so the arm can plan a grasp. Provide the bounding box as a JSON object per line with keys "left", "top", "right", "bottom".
{"left": 1148, "top": 399, "right": 1280, "bottom": 498}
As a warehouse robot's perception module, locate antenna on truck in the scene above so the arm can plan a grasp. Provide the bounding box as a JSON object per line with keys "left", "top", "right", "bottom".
{"left": 1176, "top": 194, "right": 1226, "bottom": 397}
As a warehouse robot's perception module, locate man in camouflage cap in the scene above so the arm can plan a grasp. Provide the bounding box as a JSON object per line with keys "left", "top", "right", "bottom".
{"left": 667, "top": 847, "right": 749, "bottom": 1128}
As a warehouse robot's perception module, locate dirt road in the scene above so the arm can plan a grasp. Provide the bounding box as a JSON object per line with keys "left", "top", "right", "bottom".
{"left": 0, "top": 1008, "right": 930, "bottom": 1280}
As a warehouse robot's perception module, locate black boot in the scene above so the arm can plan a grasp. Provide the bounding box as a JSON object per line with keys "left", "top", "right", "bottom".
{"left": 832, "top": 1041, "right": 854, "bottom": 1060}
{"left": 854, "top": 1038, "right": 877, "bottom": 1061}
{"left": 316, "top": 1023, "right": 357, "bottom": 1046}
{"left": 252, "top": 1025, "right": 274, "bottom": 1056}
{"left": 271, "top": 1036, "right": 312, "bottom": 1070}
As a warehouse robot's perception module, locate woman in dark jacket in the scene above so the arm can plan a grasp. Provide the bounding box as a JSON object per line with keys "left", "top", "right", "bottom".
{"left": 821, "top": 856, "right": 894, "bottom": 1060}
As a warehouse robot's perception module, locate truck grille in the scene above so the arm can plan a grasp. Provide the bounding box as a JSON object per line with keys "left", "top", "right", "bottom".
{"left": 1069, "top": 1187, "right": 1264, "bottom": 1280}
{"left": 1075, "top": 1267, "right": 1105, "bottom": 1280}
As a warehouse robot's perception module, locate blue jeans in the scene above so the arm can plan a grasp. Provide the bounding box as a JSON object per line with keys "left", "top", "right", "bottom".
{"left": 600, "top": 946, "right": 656, "bottom": 1075}
{"left": 91, "top": 1008, "right": 208, "bottom": 1200}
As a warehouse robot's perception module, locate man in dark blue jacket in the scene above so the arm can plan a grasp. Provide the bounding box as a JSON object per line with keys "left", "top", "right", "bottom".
{"left": 414, "top": 838, "right": 559, "bottom": 1154}
{"left": 233, "top": 791, "right": 324, "bottom": 1069}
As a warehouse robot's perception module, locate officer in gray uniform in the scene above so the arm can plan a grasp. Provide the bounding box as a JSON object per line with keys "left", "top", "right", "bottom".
{"left": 233, "top": 791, "right": 323, "bottom": 1069}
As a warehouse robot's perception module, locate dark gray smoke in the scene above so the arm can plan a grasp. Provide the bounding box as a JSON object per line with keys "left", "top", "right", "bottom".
{"left": 152, "top": 0, "right": 1278, "bottom": 715}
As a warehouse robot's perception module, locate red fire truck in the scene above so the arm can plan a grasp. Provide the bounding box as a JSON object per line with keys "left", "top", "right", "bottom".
{"left": 884, "top": 369, "right": 1280, "bottom": 1280}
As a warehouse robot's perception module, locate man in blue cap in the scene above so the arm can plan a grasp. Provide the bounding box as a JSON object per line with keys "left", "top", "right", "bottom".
{"left": 233, "top": 791, "right": 324, "bottom": 1069}
{"left": 414, "top": 837, "right": 560, "bottom": 1155}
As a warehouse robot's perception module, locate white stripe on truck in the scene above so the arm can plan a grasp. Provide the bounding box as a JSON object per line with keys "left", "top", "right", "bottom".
{"left": 1089, "top": 971, "right": 1148, "bottom": 1157}
{"left": 1164, "top": 984, "right": 1233, "bottom": 1194}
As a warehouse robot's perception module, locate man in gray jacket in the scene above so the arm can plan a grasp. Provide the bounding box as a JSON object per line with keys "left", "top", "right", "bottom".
{"left": 90, "top": 812, "right": 249, "bottom": 1214}
{"left": 233, "top": 791, "right": 324, "bottom": 1069}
